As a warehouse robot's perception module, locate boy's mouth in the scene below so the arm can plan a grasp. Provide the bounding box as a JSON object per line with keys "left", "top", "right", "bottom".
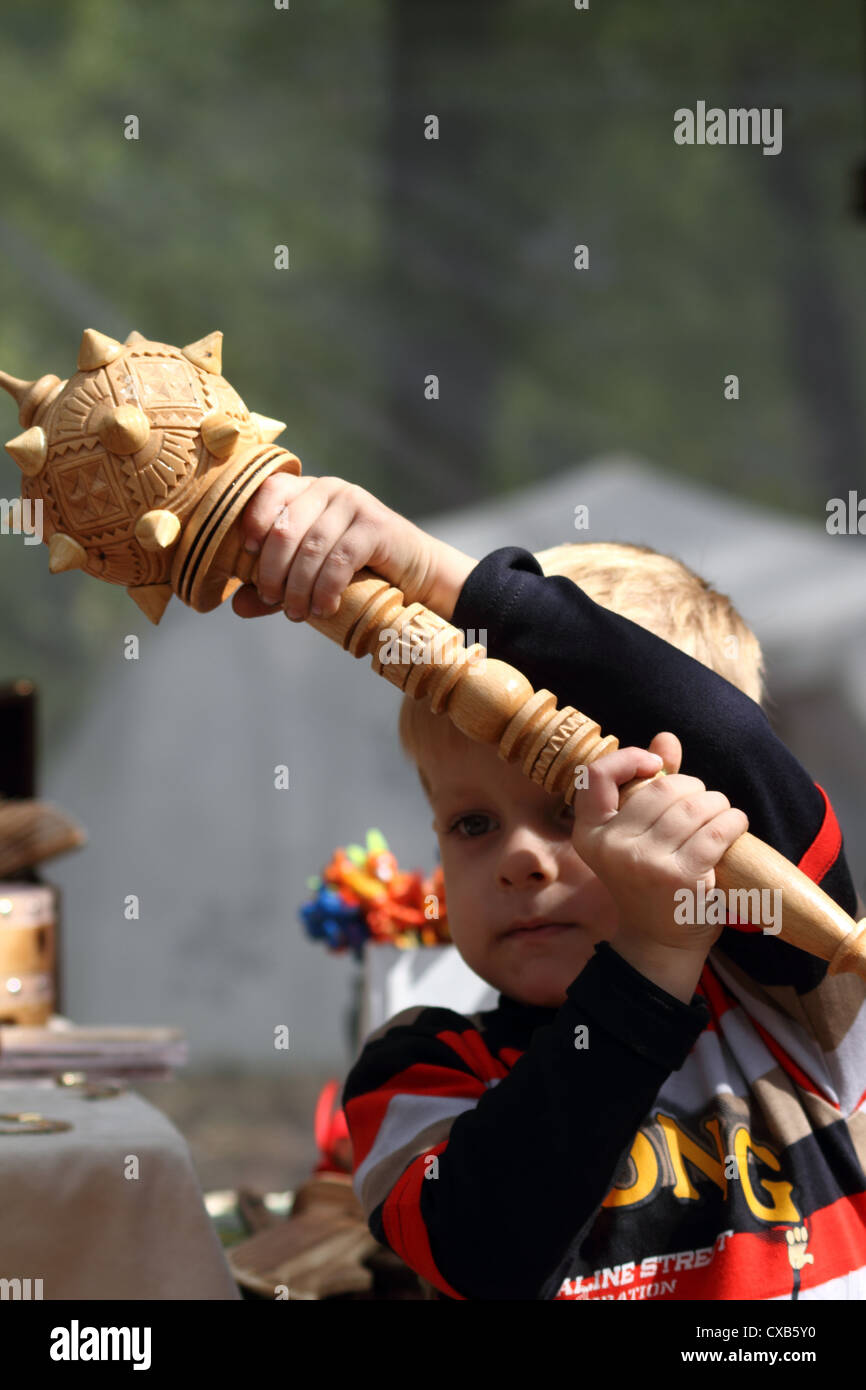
{"left": 502, "top": 919, "right": 578, "bottom": 940}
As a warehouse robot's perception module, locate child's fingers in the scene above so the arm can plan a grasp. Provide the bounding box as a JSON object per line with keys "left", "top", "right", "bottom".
{"left": 299, "top": 517, "right": 381, "bottom": 619}
{"left": 647, "top": 731, "right": 682, "bottom": 777}
{"left": 612, "top": 770, "right": 710, "bottom": 839}
{"left": 572, "top": 747, "right": 666, "bottom": 833}
{"left": 642, "top": 788, "right": 738, "bottom": 857}
{"left": 231, "top": 584, "right": 282, "bottom": 619}
{"left": 255, "top": 480, "right": 348, "bottom": 608}
{"left": 239, "top": 472, "right": 316, "bottom": 552}
{"left": 276, "top": 487, "right": 375, "bottom": 619}
{"left": 671, "top": 806, "right": 750, "bottom": 881}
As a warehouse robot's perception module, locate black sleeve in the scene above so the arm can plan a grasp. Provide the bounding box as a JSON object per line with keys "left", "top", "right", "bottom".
{"left": 450, "top": 546, "right": 857, "bottom": 991}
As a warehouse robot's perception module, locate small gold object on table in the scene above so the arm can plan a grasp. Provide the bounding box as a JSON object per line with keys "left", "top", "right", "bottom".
{"left": 0, "top": 1111, "right": 72, "bottom": 1134}
{"left": 55, "top": 1072, "right": 126, "bottom": 1099}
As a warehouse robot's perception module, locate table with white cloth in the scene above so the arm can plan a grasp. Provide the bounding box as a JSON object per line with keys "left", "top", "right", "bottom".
{"left": 0, "top": 1078, "right": 240, "bottom": 1300}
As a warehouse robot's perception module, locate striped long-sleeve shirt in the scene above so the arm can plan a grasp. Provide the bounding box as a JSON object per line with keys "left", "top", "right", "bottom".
{"left": 343, "top": 547, "right": 866, "bottom": 1300}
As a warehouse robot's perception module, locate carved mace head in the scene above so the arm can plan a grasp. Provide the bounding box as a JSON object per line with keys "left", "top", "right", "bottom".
{"left": 0, "top": 329, "right": 301, "bottom": 622}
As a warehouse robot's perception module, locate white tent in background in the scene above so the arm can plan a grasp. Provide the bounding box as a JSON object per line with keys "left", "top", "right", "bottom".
{"left": 43, "top": 458, "right": 866, "bottom": 1069}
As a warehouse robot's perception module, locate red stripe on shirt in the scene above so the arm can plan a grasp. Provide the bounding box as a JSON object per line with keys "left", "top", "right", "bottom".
{"left": 697, "top": 957, "right": 837, "bottom": 1107}
{"left": 722, "top": 782, "right": 842, "bottom": 938}
{"left": 382, "top": 1142, "right": 466, "bottom": 1299}
{"left": 498, "top": 1046, "right": 525, "bottom": 1068}
{"left": 798, "top": 783, "right": 842, "bottom": 884}
{"left": 696, "top": 959, "right": 738, "bottom": 1026}
{"left": 345, "top": 1061, "right": 486, "bottom": 1166}
{"left": 436, "top": 1028, "right": 511, "bottom": 1084}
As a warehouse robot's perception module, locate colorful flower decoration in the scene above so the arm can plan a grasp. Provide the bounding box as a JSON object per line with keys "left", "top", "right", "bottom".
{"left": 299, "top": 828, "right": 449, "bottom": 959}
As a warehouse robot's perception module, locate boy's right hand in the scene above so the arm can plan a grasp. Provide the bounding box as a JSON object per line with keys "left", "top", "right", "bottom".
{"left": 570, "top": 732, "right": 749, "bottom": 1001}
{"left": 231, "top": 473, "right": 476, "bottom": 624}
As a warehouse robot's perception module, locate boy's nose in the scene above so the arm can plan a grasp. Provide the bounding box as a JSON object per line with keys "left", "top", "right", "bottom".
{"left": 497, "top": 841, "right": 558, "bottom": 888}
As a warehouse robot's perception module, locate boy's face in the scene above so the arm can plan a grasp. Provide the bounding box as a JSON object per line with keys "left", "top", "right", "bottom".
{"left": 421, "top": 724, "right": 620, "bottom": 1009}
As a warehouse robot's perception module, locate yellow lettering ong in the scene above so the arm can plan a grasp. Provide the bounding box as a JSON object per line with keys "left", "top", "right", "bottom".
{"left": 602, "top": 1130, "right": 659, "bottom": 1208}
{"left": 733, "top": 1126, "right": 800, "bottom": 1222}
{"left": 600, "top": 1117, "right": 801, "bottom": 1223}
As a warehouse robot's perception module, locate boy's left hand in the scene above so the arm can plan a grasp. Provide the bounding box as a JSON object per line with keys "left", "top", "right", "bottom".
{"left": 570, "top": 731, "right": 749, "bottom": 958}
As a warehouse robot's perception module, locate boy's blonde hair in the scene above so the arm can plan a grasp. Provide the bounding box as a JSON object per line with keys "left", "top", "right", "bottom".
{"left": 398, "top": 541, "right": 765, "bottom": 791}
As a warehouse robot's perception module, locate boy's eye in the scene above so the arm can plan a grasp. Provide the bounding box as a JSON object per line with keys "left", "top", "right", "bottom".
{"left": 450, "top": 813, "right": 493, "bottom": 838}
{"left": 449, "top": 804, "right": 572, "bottom": 838}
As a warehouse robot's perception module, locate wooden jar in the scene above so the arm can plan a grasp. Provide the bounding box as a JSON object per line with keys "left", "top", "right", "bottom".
{"left": 0, "top": 882, "right": 56, "bottom": 1025}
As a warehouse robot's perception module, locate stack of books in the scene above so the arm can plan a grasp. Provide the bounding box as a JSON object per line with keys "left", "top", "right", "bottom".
{"left": 0, "top": 1020, "right": 187, "bottom": 1080}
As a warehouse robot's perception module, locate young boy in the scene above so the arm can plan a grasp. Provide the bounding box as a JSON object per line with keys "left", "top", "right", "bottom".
{"left": 235, "top": 473, "right": 866, "bottom": 1301}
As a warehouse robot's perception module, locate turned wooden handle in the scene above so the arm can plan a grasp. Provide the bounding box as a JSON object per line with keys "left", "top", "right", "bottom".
{"left": 714, "top": 834, "right": 866, "bottom": 977}
{"left": 234, "top": 562, "right": 866, "bottom": 982}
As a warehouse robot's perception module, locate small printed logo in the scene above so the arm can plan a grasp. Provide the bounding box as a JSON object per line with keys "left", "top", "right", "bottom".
{"left": 674, "top": 102, "right": 782, "bottom": 157}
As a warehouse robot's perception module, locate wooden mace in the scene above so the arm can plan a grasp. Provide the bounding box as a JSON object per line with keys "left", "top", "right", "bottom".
{"left": 3, "top": 328, "right": 865, "bottom": 980}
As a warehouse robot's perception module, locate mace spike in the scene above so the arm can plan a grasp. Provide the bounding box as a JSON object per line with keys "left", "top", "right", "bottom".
{"left": 201, "top": 411, "right": 241, "bottom": 459}
{"left": 126, "top": 583, "right": 173, "bottom": 625}
{"left": 124, "top": 330, "right": 146, "bottom": 345}
{"left": 181, "top": 331, "right": 223, "bottom": 375}
{"left": 249, "top": 412, "right": 286, "bottom": 444}
{"left": 78, "top": 329, "right": 123, "bottom": 372}
{"left": 48, "top": 533, "right": 87, "bottom": 574}
{"left": 94, "top": 403, "right": 151, "bottom": 455}
{"left": 5, "top": 425, "right": 47, "bottom": 476}
{"left": 0, "top": 371, "right": 64, "bottom": 428}
{"left": 135, "top": 509, "right": 181, "bottom": 552}
{"left": 0, "top": 370, "right": 35, "bottom": 408}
